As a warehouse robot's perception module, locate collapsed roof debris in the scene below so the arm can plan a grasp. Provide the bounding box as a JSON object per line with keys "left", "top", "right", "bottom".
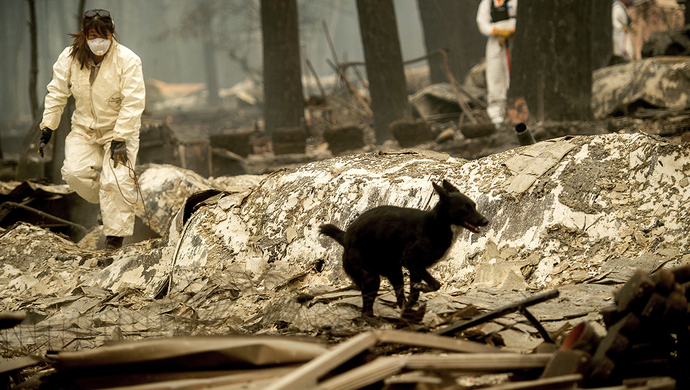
{"left": 593, "top": 57, "right": 690, "bottom": 120}
{"left": 133, "top": 164, "right": 264, "bottom": 236}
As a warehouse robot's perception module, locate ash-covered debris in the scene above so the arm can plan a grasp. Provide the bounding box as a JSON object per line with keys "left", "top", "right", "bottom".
{"left": 0, "top": 132, "right": 689, "bottom": 388}
{"left": 0, "top": 281, "right": 683, "bottom": 389}
{"left": 532, "top": 265, "right": 690, "bottom": 389}
{"left": 4, "top": 134, "right": 690, "bottom": 327}
{"left": 593, "top": 57, "right": 690, "bottom": 120}
{"left": 586, "top": 266, "right": 690, "bottom": 387}
{"left": 130, "top": 163, "right": 265, "bottom": 237}
{"left": 0, "top": 181, "right": 99, "bottom": 242}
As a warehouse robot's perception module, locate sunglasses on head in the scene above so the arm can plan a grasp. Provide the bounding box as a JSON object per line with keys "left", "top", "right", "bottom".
{"left": 84, "top": 9, "right": 110, "bottom": 19}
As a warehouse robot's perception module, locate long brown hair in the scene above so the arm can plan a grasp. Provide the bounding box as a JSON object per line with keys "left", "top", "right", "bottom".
{"left": 68, "top": 14, "right": 116, "bottom": 69}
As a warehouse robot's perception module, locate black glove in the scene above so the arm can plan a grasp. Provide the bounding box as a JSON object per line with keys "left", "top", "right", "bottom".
{"left": 38, "top": 128, "right": 53, "bottom": 157}
{"left": 110, "top": 140, "right": 128, "bottom": 168}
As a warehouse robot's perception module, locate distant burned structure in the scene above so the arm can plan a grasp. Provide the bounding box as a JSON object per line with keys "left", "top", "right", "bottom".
{"left": 138, "top": 119, "right": 247, "bottom": 178}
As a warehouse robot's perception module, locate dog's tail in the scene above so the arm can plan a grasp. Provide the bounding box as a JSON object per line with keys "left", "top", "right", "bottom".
{"left": 319, "top": 224, "right": 345, "bottom": 245}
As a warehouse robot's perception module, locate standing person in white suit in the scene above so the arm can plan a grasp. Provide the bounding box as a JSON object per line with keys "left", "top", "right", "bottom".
{"left": 476, "top": 0, "right": 517, "bottom": 130}
{"left": 37, "top": 9, "right": 145, "bottom": 251}
{"left": 612, "top": 0, "right": 635, "bottom": 62}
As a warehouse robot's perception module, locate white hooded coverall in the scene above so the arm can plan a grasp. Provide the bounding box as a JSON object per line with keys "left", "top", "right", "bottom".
{"left": 40, "top": 39, "right": 145, "bottom": 237}
{"left": 612, "top": 0, "right": 634, "bottom": 61}
{"left": 477, "top": 0, "right": 517, "bottom": 128}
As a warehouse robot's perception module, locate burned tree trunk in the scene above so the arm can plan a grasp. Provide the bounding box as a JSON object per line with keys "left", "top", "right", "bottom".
{"left": 356, "top": 0, "right": 410, "bottom": 144}
{"left": 203, "top": 34, "right": 220, "bottom": 107}
{"left": 28, "top": 0, "right": 38, "bottom": 121}
{"left": 260, "top": 0, "right": 305, "bottom": 136}
{"left": 418, "top": 0, "right": 486, "bottom": 84}
{"left": 509, "top": 0, "right": 594, "bottom": 121}
{"left": 591, "top": 1, "right": 613, "bottom": 70}
{"left": 76, "top": 0, "right": 86, "bottom": 26}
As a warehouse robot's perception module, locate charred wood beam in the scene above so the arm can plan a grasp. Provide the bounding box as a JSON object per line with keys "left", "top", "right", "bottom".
{"left": 520, "top": 306, "right": 553, "bottom": 343}
{"left": 433, "top": 289, "right": 560, "bottom": 336}
{"left": 338, "top": 48, "right": 487, "bottom": 110}
{"left": 0, "top": 201, "right": 87, "bottom": 236}
{"left": 326, "top": 59, "right": 373, "bottom": 117}
{"left": 0, "top": 311, "right": 26, "bottom": 330}
{"left": 305, "top": 59, "right": 326, "bottom": 99}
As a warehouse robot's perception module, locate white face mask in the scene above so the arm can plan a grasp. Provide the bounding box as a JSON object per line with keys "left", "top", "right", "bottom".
{"left": 87, "top": 38, "right": 111, "bottom": 56}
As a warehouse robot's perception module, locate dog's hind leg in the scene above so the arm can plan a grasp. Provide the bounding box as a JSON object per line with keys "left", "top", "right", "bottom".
{"left": 359, "top": 274, "right": 381, "bottom": 317}
{"left": 385, "top": 269, "right": 406, "bottom": 312}
{"left": 343, "top": 251, "right": 380, "bottom": 317}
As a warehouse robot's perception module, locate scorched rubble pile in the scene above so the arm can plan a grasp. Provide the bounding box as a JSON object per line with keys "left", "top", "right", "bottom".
{"left": 589, "top": 266, "right": 690, "bottom": 385}
{"left": 0, "top": 130, "right": 689, "bottom": 390}
{"left": 3, "top": 271, "right": 690, "bottom": 389}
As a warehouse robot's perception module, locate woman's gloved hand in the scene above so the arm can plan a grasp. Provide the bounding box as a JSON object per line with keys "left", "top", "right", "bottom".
{"left": 494, "top": 28, "right": 514, "bottom": 47}
{"left": 38, "top": 128, "right": 53, "bottom": 157}
{"left": 111, "top": 140, "right": 128, "bottom": 168}
{"left": 493, "top": 28, "right": 514, "bottom": 38}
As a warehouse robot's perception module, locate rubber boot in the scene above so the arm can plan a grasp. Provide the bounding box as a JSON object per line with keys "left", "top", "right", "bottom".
{"left": 105, "top": 236, "right": 124, "bottom": 251}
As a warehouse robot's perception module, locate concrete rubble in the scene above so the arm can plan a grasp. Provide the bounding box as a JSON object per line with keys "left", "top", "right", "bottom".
{"left": 1, "top": 131, "right": 689, "bottom": 388}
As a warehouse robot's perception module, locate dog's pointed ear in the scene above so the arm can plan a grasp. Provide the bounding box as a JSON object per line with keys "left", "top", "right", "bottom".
{"left": 442, "top": 179, "right": 460, "bottom": 193}
{"left": 432, "top": 182, "right": 448, "bottom": 197}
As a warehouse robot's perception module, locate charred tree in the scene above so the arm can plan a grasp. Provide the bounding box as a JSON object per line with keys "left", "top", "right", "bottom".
{"left": 418, "top": 0, "right": 485, "bottom": 84}
{"left": 356, "top": 0, "right": 410, "bottom": 144}
{"left": 591, "top": 1, "right": 613, "bottom": 70}
{"left": 203, "top": 34, "right": 220, "bottom": 107}
{"left": 28, "top": 0, "right": 38, "bottom": 121}
{"left": 51, "top": 0, "right": 84, "bottom": 183}
{"left": 77, "top": 0, "right": 86, "bottom": 26}
{"left": 261, "top": 0, "right": 305, "bottom": 136}
{"left": 180, "top": 1, "right": 222, "bottom": 108}
{"left": 509, "top": 0, "right": 594, "bottom": 121}
{"left": 197, "top": 2, "right": 220, "bottom": 107}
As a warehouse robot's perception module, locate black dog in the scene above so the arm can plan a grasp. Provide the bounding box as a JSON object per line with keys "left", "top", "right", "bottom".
{"left": 320, "top": 180, "right": 489, "bottom": 317}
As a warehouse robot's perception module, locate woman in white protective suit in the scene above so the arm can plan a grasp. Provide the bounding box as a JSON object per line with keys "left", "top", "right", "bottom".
{"left": 476, "top": 0, "right": 517, "bottom": 130}
{"left": 37, "top": 9, "right": 145, "bottom": 251}
{"left": 612, "top": 0, "right": 635, "bottom": 62}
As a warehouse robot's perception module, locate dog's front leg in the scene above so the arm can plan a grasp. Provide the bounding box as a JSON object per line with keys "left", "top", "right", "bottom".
{"left": 360, "top": 274, "right": 381, "bottom": 317}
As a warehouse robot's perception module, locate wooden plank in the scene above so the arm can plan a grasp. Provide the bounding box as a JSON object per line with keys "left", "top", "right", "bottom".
{"left": 319, "top": 353, "right": 551, "bottom": 390}
{"left": 405, "top": 353, "right": 551, "bottom": 371}
{"left": 434, "top": 290, "right": 560, "bottom": 336}
{"left": 0, "top": 355, "right": 42, "bottom": 374}
{"left": 319, "top": 357, "right": 406, "bottom": 390}
{"left": 384, "top": 370, "right": 443, "bottom": 385}
{"left": 96, "top": 366, "right": 295, "bottom": 390}
{"left": 481, "top": 374, "right": 582, "bottom": 390}
{"left": 264, "top": 332, "right": 378, "bottom": 390}
{"left": 375, "top": 329, "right": 503, "bottom": 354}
{"left": 266, "top": 329, "right": 544, "bottom": 390}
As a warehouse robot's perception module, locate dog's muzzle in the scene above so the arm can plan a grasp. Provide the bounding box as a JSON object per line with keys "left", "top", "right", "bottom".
{"left": 461, "top": 222, "right": 482, "bottom": 233}
{"left": 460, "top": 216, "right": 488, "bottom": 234}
